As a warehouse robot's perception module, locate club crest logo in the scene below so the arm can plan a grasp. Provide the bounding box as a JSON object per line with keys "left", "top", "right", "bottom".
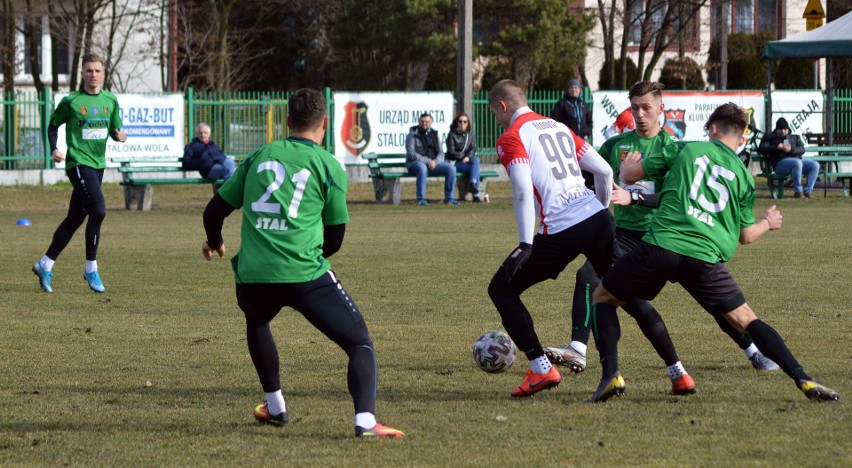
{"left": 663, "top": 109, "right": 686, "bottom": 140}
{"left": 80, "top": 106, "right": 87, "bottom": 115}
{"left": 340, "top": 101, "right": 371, "bottom": 156}
{"left": 92, "top": 106, "right": 99, "bottom": 115}
{"left": 743, "top": 107, "right": 756, "bottom": 137}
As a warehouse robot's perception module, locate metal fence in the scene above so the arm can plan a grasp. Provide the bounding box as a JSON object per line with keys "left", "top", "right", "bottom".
{"left": 2, "top": 87, "right": 850, "bottom": 170}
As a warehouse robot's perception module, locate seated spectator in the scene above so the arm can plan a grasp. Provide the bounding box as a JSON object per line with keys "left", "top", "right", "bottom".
{"left": 445, "top": 113, "right": 483, "bottom": 202}
{"left": 183, "top": 123, "right": 234, "bottom": 181}
{"left": 758, "top": 118, "right": 817, "bottom": 198}
{"left": 405, "top": 113, "right": 458, "bottom": 206}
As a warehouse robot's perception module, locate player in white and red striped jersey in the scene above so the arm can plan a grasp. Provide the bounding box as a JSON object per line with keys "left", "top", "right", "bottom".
{"left": 485, "top": 79, "right": 620, "bottom": 399}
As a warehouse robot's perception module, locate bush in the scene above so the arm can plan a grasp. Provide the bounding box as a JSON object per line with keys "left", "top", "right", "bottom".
{"left": 598, "top": 57, "right": 638, "bottom": 90}
{"left": 775, "top": 58, "right": 816, "bottom": 89}
{"left": 707, "top": 32, "right": 774, "bottom": 89}
{"left": 658, "top": 57, "right": 706, "bottom": 90}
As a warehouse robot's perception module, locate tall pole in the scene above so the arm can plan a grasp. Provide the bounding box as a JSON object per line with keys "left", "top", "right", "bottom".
{"left": 456, "top": 0, "right": 472, "bottom": 118}
{"left": 169, "top": 0, "right": 178, "bottom": 92}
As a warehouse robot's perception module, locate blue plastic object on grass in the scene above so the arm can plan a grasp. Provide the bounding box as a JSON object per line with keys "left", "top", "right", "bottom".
{"left": 16, "top": 218, "right": 31, "bottom": 226}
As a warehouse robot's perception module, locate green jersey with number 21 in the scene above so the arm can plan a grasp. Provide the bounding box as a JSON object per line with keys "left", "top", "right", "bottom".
{"left": 641, "top": 140, "right": 755, "bottom": 264}
{"left": 217, "top": 137, "right": 349, "bottom": 283}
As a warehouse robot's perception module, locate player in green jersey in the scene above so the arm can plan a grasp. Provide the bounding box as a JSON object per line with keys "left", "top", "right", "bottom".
{"left": 33, "top": 53, "right": 126, "bottom": 293}
{"left": 591, "top": 103, "right": 838, "bottom": 402}
{"left": 547, "top": 83, "right": 778, "bottom": 402}
{"left": 201, "top": 88, "right": 405, "bottom": 438}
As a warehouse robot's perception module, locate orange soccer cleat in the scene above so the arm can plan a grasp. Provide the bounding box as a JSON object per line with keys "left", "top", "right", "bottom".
{"left": 510, "top": 367, "right": 562, "bottom": 398}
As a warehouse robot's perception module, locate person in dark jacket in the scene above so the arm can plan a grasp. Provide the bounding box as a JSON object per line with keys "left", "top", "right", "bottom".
{"left": 405, "top": 113, "right": 458, "bottom": 206}
{"left": 758, "top": 117, "right": 816, "bottom": 198}
{"left": 445, "top": 113, "right": 482, "bottom": 202}
{"left": 551, "top": 79, "right": 593, "bottom": 141}
{"left": 183, "top": 123, "right": 235, "bottom": 181}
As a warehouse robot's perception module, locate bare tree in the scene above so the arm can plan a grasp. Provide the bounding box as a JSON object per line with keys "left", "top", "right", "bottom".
{"left": 23, "top": 0, "right": 45, "bottom": 93}
{"left": 596, "top": 0, "right": 707, "bottom": 87}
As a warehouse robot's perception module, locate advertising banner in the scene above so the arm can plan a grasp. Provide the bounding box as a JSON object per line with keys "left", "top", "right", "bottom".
{"left": 768, "top": 90, "right": 824, "bottom": 137}
{"left": 56, "top": 93, "right": 185, "bottom": 167}
{"left": 592, "top": 91, "right": 766, "bottom": 145}
{"left": 333, "top": 92, "right": 455, "bottom": 165}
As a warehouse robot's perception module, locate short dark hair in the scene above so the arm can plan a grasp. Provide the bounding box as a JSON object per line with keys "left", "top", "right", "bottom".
{"left": 81, "top": 53, "right": 104, "bottom": 67}
{"left": 288, "top": 88, "right": 326, "bottom": 132}
{"left": 488, "top": 79, "right": 527, "bottom": 109}
{"left": 704, "top": 103, "right": 748, "bottom": 136}
{"left": 419, "top": 113, "right": 432, "bottom": 121}
{"left": 628, "top": 81, "right": 664, "bottom": 101}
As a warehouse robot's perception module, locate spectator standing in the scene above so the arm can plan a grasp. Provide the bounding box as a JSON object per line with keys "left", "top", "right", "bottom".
{"left": 445, "top": 113, "right": 483, "bottom": 202}
{"left": 551, "top": 79, "right": 593, "bottom": 141}
{"left": 183, "top": 123, "right": 235, "bottom": 181}
{"left": 405, "top": 113, "right": 458, "bottom": 206}
{"left": 32, "top": 53, "right": 126, "bottom": 294}
{"left": 757, "top": 118, "right": 816, "bottom": 198}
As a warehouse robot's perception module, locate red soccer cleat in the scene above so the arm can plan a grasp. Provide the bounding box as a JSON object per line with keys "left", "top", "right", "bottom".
{"left": 670, "top": 374, "right": 696, "bottom": 395}
{"left": 511, "top": 367, "right": 562, "bottom": 398}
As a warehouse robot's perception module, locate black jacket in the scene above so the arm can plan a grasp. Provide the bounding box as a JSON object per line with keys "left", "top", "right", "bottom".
{"left": 445, "top": 129, "right": 476, "bottom": 162}
{"left": 405, "top": 126, "right": 444, "bottom": 165}
{"left": 550, "top": 93, "right": 593, "bottom": 139}
{"left": 758, "top": 132, "right": 805, "bottom": 169}
{"left": 183, "top": 138, "right": 227, "bottom": 178}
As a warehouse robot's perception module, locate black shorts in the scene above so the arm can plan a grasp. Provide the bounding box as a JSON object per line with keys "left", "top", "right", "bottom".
{"left": 235, "top": 270, "right": 367, "bottom": 345}
{"left": 601, "top": 241, "right": 746, "bottom": 315}
{"left": 502, "top": 209, "right": 615, "bottom": 294}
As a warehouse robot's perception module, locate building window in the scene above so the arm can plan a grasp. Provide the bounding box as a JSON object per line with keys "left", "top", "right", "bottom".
{"left": 756, "top": 0, "right": 779, "bottom": 36}
{"left": 626, "top": 1, "right": 700, "bottom": 50}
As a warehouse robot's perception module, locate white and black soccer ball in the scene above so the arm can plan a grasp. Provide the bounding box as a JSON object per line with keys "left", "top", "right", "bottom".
{"left": 473, "top": 331, "right": 517, "bottom": 373}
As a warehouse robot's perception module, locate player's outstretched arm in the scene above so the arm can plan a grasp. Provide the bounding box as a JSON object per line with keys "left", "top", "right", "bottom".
{"left": 578, "top": 147, "right": 612, "bottom": 207}
{"left": 740, "top": 205, "right": 782, "bottom": 245}
{"left": 508, "top": 163, "right": 535, "bottom": 245}
{"left": 202, "top": 193, "right": 237, "bottom": 260}
{"left": 322, "top": 224, "right": 346, "bottom": 258}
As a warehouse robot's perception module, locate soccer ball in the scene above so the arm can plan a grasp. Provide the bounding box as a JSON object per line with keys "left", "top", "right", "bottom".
{"left": 473, "top": 331, "right": 517, "bottom": 373}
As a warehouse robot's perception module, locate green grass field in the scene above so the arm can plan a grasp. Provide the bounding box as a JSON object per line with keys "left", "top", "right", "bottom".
{"left": 1, "top": 181, "right": 849, "bottom": 465}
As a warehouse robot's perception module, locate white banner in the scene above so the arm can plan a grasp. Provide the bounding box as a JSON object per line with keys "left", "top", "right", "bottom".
{"left": 333, "top": 92, "right": 455, "bottom": 165}
{"left": 592, "top": 91, "right": 766, "bottom": 145}
{"left": 56, "top": 93, "right": 185, "bottom": 167}
{"left": 768, "top": 91, "right": 824, "bottom": 138}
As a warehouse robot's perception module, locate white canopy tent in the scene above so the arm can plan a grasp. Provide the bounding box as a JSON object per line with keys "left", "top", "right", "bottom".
{"left": 762, "top": 11, "right": 852, "bottom": 143}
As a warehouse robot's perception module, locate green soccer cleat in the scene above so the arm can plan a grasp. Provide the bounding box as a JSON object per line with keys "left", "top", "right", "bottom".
{"left": 586, "top": 372, "right": 626, "bottom": 403}
{"left": 798, "top": 380, "right": 840, "bottom": 402}
{"left": 253, "top": 403, "right": 289, "bottom": 426}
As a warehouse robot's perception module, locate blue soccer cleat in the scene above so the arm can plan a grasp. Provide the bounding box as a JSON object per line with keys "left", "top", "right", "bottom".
{"left": 32, "top": 262, "right": 53, "bottom": 293}
{"left": 83, "top": 270, "right": 105, "bottom": 293}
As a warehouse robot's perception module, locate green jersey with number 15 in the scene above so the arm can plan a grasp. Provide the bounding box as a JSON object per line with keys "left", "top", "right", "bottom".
{"left": 217, "top": 137, "right": 350, "bottom": 283}
{"left": 641, "top": 140, "right": 755, "bottom": 264}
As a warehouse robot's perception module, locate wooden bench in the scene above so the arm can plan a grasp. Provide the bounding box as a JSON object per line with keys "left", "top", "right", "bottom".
{"left": 114, "top": 157, "right": 231, "bottom": 210}
{"left": 803, "top": 132, "right": 852, "bottom": 146}
{"left": 753, "top": 150, "right": 852, "bottom": 198}
{"left": 752, "top": 154, "right": 791, "bottom": 199}
{"left": 363, "top": 152, "right": 500, "bottom": 204}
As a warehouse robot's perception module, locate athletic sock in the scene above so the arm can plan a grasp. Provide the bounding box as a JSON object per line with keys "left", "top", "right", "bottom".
{"left": 529, "top": 354, "right": 553, "bottom": 374}
{"left": 265, "top": 390, "right": 286, "bottom": 416}
{"left": 745, "top": 320, "right": 810, "bottom": 382}
{"left": 40, "top": 256, "right": 55, "bottom": 271}
{"left": 570, "top": 341, "right": 587, "bottom": 356}
{"left": 743, "top": 343, "right": 759, "bottom": 359}
{"left": 667, "top": 361, "right": 687, "bottom": 380}
{"left": 355, "top": 412, "right": 377, "bottom": 430}
{"left": 85, "top": 260, "right": 98, "bottom": 274}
